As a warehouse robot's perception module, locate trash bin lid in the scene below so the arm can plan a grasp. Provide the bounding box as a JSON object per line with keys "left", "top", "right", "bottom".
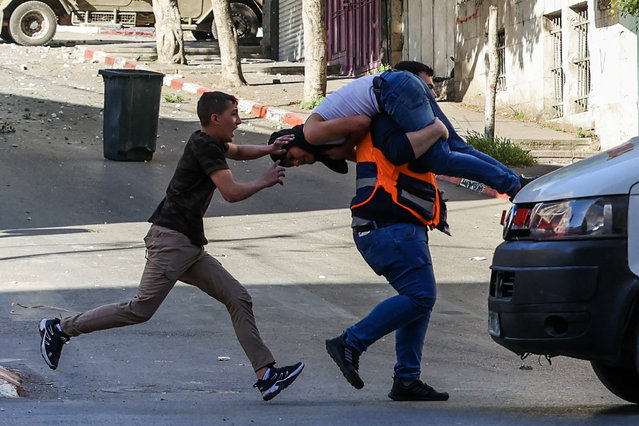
{"left": 98, "top": 69, "right": 165, "bottom": 79}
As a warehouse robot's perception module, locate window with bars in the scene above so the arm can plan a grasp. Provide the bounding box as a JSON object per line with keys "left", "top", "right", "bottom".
{"left": 497, "top": 30, "right": 506, "bottom": 91}
{"left": 572, "top": 7, "right": 590, "bottom": 113}
{"left": 549, "top": 15, "right": 564, "bottom": 118}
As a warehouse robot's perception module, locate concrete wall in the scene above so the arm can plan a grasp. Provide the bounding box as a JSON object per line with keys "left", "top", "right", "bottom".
{"left": 389, "top": 0, "right": 403, "bottom": 67}
{"left": 451, "top": 0, "right": 639, "bottom": 150}
{"left": 590, "top": 14, "right": 639, "bottom": 148}
{"left": 381, "top": 0, "right": 403, "bottom": 67}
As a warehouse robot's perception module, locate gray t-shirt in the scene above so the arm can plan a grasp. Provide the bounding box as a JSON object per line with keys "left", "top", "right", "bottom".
{"left": 313, "top": 74, "right": 380, "bottom": 120}
{"left": 310, "top": 74, "right": 380, "bottom": 144}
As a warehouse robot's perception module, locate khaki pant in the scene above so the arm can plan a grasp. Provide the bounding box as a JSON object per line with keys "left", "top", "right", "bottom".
{"left": 60, "top": 224, "right": 275, "bottom": 371}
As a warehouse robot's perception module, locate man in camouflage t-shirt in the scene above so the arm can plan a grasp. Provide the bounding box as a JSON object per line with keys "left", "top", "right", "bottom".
{"left": 39, "top": 91, "right": 304, "bottom": 401}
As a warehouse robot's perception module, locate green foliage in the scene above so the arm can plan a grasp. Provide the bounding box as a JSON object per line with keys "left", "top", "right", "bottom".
{"left": 465, "top": 131, "right": 535, "bottom": 167}
{"left": 301, "top": 95, "right": 325, "bottom": 110}
{"left": 576, "top": 127, "right": 596, "bottom": 138}
{"left": 611, "top": 0, "right": 639, "bottom": 17}
{"left": 0, "top": 121, "right": 16, "bottom": 133}
{"left": 510, "top": 109, "right": 524, "bottom": 120}
{"left": 163, "top": 94, "right": 184, "bottom": 103}
{"left": 376, "top": 63, "right": 392, "bottom": 73}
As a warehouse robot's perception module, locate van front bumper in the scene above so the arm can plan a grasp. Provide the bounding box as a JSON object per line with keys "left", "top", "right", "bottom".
{"left": 488, "top": 238, "right": 638, "bottom": 362}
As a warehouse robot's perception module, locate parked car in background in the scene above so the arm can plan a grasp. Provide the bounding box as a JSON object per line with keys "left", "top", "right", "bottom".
{"left": 488, "top": 137, "right": 639, "bottom": 403}
{"left": 0, "top": 0, "right": 262, "bottom": 46}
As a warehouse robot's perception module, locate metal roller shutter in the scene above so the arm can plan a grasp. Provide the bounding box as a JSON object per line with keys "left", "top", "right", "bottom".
{"left": 278, "top": 0, "right": 304, "bottom": 61}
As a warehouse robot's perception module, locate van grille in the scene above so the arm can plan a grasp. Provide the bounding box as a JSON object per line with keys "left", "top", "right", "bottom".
{"left": 490, "top": 270, "right": 514, "bottom": 299}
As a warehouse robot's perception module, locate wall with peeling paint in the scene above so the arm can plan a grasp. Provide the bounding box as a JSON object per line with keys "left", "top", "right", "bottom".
{"left": 449, "top": 0, "right": 639, "bottom": 150}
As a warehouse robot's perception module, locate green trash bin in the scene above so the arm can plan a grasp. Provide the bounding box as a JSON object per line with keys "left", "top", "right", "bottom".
{"left": 99, "top": 69, "right": 165, "bottom": 161}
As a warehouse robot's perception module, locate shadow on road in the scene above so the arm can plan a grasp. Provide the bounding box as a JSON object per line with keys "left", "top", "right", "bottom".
{"left": 0, "top": 92, "right": 356, "bottom": 230}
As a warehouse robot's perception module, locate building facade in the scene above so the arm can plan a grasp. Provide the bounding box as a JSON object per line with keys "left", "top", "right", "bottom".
{"left": 445, "top": 0, "right": 639, "bottom": 150}
{"left": 266, "top": 1, "right": 637, "bottom": 149}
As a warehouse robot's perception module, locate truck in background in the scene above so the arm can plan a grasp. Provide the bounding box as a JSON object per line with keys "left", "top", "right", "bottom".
{"left": 0, "top": 0, "right": 262, "bottom": 46}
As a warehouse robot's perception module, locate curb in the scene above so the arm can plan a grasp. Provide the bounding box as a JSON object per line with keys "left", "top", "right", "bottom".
{"left": 0, "top": 365, "right": 22, "bottom": 398}
{"left": 98, "top": 28, "right": 155, "bottom": 37}
{"left": 58, "top": 25, "right": 154, "bottom": 37}
{"left": 74, "top": 46, "right": 306, "bottom": 128}
{"left": 436, "top": 175, "right": 509, "bottom": 199}
{"left": 74, "top": 46, "right": 506, "bottom": 198}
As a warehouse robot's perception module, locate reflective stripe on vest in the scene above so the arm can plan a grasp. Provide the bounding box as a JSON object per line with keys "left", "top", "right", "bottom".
{"left": 351, "top": 132, "right": 440, "bottom": 227}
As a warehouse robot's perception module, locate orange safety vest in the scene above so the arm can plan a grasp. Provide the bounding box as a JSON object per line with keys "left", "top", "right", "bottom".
{"left": 350, "top": 132, "right": 449, "bottom": 233}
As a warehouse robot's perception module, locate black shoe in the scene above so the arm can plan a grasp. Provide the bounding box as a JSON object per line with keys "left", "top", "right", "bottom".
{"left": 388, "top": 377, "right": 449, "bottom": 401}
{"left": 39, "top": 318, "right": 69, "bottom": 370}
{"left": 508, "top": 175, "right": 539, "bottom": 201}
{"left": 519, "top": 174, "right": 538, "bottom": 188}
{"left": 254, "top": 362, "right": 304, "bottom": 401}
{"left": 325, "top": 332, "right": 364, "bottom": 389}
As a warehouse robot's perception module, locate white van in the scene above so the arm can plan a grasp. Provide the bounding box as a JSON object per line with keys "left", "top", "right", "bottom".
{"left": 489, "top": 137, "right": 639, "bottom": 403}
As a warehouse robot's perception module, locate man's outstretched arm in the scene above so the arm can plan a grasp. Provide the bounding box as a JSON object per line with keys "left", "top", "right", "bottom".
{"left": 210, "top": 161, "right": 285, "bottom": 203}
{"left": 225, "top": 134, "right": 293, "bottom": 161}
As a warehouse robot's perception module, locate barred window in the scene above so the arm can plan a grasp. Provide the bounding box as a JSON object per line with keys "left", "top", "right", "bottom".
{"left": 549, "top": 14, "right": 564, "bottom": 118}
{"left": 572, "top": 6, "right": 590, "bottom": 113}
{"left": 496, "top": 29, "right": 506, "bottom": 91}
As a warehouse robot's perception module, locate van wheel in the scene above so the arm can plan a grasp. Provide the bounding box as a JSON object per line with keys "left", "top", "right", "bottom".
{"left": 211, "top": 3, "right": 259, "bottom": 40}
{"left": 591, "top": 361, "right": 639, "bottom": 403}
{"left": 9, "top": 1, "right": 57, "bottom": 46}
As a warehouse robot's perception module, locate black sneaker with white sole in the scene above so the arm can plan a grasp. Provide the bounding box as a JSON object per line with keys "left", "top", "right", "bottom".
{"left": 254, "top": 362, "right": 304, "bottom": 401}
{"left": 39, "top": 318, "right": 69, "bottom": 370}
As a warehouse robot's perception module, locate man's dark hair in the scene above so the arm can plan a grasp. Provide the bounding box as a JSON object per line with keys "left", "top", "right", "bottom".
{"left": 197, "top": 91, "right": 237, "bottom": 126}
{"left": 394, "top": 61, "right": 434, "bottom": 77}
{"left": 268, "top": 125, "right": 348, "bottom": 174}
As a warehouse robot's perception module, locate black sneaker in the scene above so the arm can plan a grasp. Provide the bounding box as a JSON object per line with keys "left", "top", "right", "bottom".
{"left": 508, "top": 175, "right": 539, "bottom": 201}
{"left": 388, "top": 377, "right": 449, "bottom": 401}
{"left": 254, "top": 362, "right": 304, "bottom": 401}
{"left": 520, "top": 174, "right": 539, "bottom": 188}
{"left": 39, "top": 318, "right": 69, "bottom": 370}
{"left": 325, "top": 332, "right": 364, "bottom": 389}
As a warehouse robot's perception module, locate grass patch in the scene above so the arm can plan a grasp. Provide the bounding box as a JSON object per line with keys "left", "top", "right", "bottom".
{"left": 576, "top": 127, "right": 596, "bottom": 138}
{"left": 509, "top": 109, "right": 524, "bottom": 120}
{"left": 163, "top": 94, "right": 185, "bottom": 103}
{"left": 0, "top": 121, "right": 16, "bottom": 133}
{"left": 465, "top": 131, "right": 535, "bottom": 167}
{"left": 301, "top": 95, "right": 325, "bottom": 110}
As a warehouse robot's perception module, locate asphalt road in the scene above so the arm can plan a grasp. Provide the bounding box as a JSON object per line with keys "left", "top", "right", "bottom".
{"left": 1, "top": 32, "right": 638, "bottom": 424}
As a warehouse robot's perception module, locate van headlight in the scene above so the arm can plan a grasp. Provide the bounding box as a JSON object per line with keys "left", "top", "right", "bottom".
{"left": 503, "top": 196, "right": 628, "bottom": 240}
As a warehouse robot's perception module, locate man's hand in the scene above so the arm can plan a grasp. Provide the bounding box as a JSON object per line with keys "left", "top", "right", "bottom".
{"left": 269, "top": 134, "right": 294, "bottom": 155}
{"left": 434, "top": 118, "right": 449, "bottom": 141}
{"left": 261, "top": 160, "right": 286, "bottom": 187}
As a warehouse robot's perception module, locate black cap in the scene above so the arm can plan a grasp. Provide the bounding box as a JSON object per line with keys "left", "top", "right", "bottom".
{"left": 268, "top": 125, "right": 348, "bottom": 174}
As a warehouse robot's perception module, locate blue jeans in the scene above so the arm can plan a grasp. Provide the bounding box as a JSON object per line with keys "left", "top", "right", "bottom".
{"left": 378, "top": 70, "right": 520, "bottom": 195}
{"left": 346, "top": 223, "right": 436, "bottom": 380}
{"left": 419, "top": 96, "right": 521, "bottom": 195}
{"left": 378, "top": 70, "right": 436, "bottom": 132}
{"left": 413, "top": 138, "right": 520, "bottom": 194}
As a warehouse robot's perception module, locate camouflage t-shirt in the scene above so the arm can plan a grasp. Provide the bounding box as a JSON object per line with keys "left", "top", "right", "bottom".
{"left": 148, "top": 130, "right": 229, "bottom": 246}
